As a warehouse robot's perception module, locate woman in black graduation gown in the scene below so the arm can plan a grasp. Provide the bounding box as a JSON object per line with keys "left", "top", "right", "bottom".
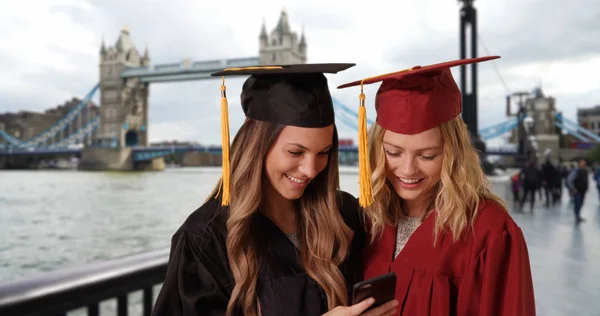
{"left": 152, "top": 64, "right": 399, "bottom": 316}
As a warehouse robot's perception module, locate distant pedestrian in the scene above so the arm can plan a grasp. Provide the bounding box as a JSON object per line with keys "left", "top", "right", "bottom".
{"left": 511, "top": 172, "right": 521, "bottom": 210}
{"left": 541, "top": 159, "right": 558, "bottom": 207}
{"left": 552, "top": 165, "right": 563, "bottom": 204}
{"left": 567, "top": 159, "right": 588, "bottom": 224}
{"left": 594, "top": 164, "right": 600, "bottom": 201}
{"left": 520, "top": 161, "right": 541, "bottom": 212}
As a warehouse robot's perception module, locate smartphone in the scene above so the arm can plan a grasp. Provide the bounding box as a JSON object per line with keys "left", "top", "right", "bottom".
{"left": 351, "top": 272, "right": 397, "bottom": 312}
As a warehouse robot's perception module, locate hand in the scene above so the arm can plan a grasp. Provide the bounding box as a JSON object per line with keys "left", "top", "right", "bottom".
{"left": 322, "top": 297, "right": 399, "bottom": 316}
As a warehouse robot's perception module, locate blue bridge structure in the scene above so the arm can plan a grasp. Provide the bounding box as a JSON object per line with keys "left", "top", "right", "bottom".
{"left": 0, "top": 12, "right": 596, "bottom": 169}
{"left": 1, "top": 70, "right": 596, "bottom": 167}
{"left": 0, "top": 74, "right": 595, "bottom": 169}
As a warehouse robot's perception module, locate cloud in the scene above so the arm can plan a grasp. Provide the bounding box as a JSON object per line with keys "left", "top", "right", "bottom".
{"left": 0, "top": 0, "right": 598, "bottom": 146}
{"left": 0, "top": 0, "right": 102, "bottom": 111}
{"left": 477, "top": 0, "right": 600, "bottom": 66}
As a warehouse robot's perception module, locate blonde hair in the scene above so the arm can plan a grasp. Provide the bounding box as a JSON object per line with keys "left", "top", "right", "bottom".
{"left": 208, "top": 118, "right": 352, "bottom": 316}
{"left": 365, "top": 117, "right": 507, "bottom": 243}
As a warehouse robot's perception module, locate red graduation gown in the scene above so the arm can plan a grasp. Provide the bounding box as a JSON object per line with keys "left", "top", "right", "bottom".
{"left": 364, "top": 200, "right": 536, "bottom": 316}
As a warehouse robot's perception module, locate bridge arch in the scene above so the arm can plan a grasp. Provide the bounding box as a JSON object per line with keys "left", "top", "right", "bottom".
{"left": 125, "top": 130, "right": 139, "bottom": 147}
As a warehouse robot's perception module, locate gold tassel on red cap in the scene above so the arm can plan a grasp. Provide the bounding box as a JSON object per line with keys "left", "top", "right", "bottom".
{"left": 358, "top": 81, "right": 373, "bottom": 207}
{"left": 217, "top": 76, "right": 231, "bottom": 206}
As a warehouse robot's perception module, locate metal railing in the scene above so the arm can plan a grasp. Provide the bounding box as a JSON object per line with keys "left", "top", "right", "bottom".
{"left": 0, "top": 248, "right": 169, "bottom": 316}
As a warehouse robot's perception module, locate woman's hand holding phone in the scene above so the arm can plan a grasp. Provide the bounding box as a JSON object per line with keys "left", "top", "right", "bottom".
{"left": 322, "top": 297, "right": 399, "bottom": 316}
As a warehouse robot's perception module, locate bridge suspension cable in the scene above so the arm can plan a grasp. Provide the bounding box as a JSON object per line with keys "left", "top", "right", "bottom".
{"left": 334, "top": 110, "right": 359, "bottom": 131}
{"left": 555, "top": 113, "right": 600, "bottom": 143}
{"left": 332, "top": 95, "right": 519, "bottom": 141}
{"left": 554, "top": 120, "right": 590, "bottom": 142}
{"left": 332, "top": 97, "right": 375, "bottom": 126}
{"left": 477, "top": 34, "right": 510, "bottom": 95}
{"left": 479, "top": 115, "right": 524, "bottom": 141}
{"left": 0, "top": 83, "right": 100, "bottom": 148}
{"left": 48, "top": 117, "right": 100, "bottom": 148}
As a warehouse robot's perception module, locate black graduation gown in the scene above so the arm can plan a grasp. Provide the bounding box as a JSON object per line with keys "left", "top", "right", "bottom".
{"left": 152, "top": 191, "right": 364, "bottom": 316}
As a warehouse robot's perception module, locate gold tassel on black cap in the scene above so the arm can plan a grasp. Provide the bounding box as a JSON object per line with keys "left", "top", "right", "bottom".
{"left": 358, "top": 81, "right": 373, "bottom": 207}
{"left": 213, "top": 66, "right": 284, "bottom": 206}
{"left": 218, "top": 76, "right": 231, "bottom": 206}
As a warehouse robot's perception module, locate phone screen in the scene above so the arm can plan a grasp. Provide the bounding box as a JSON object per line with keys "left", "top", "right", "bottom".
{"left": 351, "top": 272, "right": 397, "bottom": 311}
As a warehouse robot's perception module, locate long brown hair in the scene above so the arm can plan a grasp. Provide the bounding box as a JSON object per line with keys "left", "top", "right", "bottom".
{"left": 365, "top": 117, "right": 507, "bottom": 243}
{"left": 208, "top": 118, "right": 353, "bottom": 316}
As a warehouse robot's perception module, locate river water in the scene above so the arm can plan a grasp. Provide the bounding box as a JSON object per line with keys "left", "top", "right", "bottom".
{"left": 0, "top": 167, "right": 370, "bottom": 282}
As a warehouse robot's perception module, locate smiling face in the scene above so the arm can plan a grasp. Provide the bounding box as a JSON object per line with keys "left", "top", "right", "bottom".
{"left": 382, "top": 127, "right": 444, "bottom": 208}
{"left": 264, "top": 124, "right": 334, "bottom": 201}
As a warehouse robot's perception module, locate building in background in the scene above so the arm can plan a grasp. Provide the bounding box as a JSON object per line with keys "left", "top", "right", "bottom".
{"left": 577, "top": 104, "right": 600, "bottom": 135}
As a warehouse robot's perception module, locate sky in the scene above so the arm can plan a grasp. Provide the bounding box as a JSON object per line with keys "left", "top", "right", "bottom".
{"left": 0, "top": 0, "right": 598, "bottom": 147}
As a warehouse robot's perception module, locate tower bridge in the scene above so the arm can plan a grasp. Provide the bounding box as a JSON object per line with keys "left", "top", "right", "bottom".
{"left": 0, "top": 9, "right": 594, "bottom": 170}
{"left": 85, "top": 10, "right": 311, "bottom": 170}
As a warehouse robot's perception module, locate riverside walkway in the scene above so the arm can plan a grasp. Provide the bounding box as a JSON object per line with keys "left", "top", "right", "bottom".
{"left": 503, "top": 177, "right": 600, "bottom": 316}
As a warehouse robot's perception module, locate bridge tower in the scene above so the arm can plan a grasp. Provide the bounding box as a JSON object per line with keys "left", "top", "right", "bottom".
{"left": 525, "top": 87, "right": 560, "bottom": 163}
{"left": 508, "top": 87, "right": 560, "bottom": 164}
{"left": 259, "top": 8, "right": 307, "bottom": 65}
{"left": 80, "top": 27, "right": 156, "bottom": 171}
{"left": 80, "top": 11, "right": 305, "bottom": 171}
{"left": 97, "top": 26, "right": 150, "bottom": 148}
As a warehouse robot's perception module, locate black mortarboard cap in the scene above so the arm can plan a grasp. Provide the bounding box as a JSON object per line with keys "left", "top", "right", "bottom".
{"left": 209, "top": 63, "right": 355, "bottom": 206}
{"left": 212, "top": 63, "right": 355, "bottom": 127}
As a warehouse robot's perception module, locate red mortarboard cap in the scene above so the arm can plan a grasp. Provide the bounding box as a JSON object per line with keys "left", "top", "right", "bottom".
{"left": 337, "top": 56, "right": 500, "bottom": 135}
{"left": 337, "top": 56, "right": 500, "bottom": 207}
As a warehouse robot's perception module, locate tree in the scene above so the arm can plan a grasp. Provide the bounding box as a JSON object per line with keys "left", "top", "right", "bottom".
{"left": 587, "top": 144, "right": 600, "bottom": 163}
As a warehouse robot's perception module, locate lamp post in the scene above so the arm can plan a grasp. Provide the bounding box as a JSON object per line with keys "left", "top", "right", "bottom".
{"left": 458, "top": 0, "right": 499, "bottom": 175}
{"left": 458, "top": 0, "right": 485, "bottom": 155}
{"left": 458, "top": 0, "right": 477, "bottom": 136}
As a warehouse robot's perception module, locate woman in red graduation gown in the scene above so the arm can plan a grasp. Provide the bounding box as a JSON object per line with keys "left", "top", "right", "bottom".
{"left": 152, "top": 64, "right": 398, "bottom": 316}
{"left": 338, "top": 56, "right": 536, "bottom": 315}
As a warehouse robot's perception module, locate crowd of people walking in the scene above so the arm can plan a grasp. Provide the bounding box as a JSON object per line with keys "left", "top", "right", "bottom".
{"left": 511, "top": 156, "right": 599, "bottom": 224}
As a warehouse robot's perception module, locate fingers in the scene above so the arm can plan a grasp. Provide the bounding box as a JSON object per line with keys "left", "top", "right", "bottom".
{"left": 348, "top": 297, "right": 375, "bottom": 315}
{"left": 361, "top": 299, "right": 399, "bottom": 316}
